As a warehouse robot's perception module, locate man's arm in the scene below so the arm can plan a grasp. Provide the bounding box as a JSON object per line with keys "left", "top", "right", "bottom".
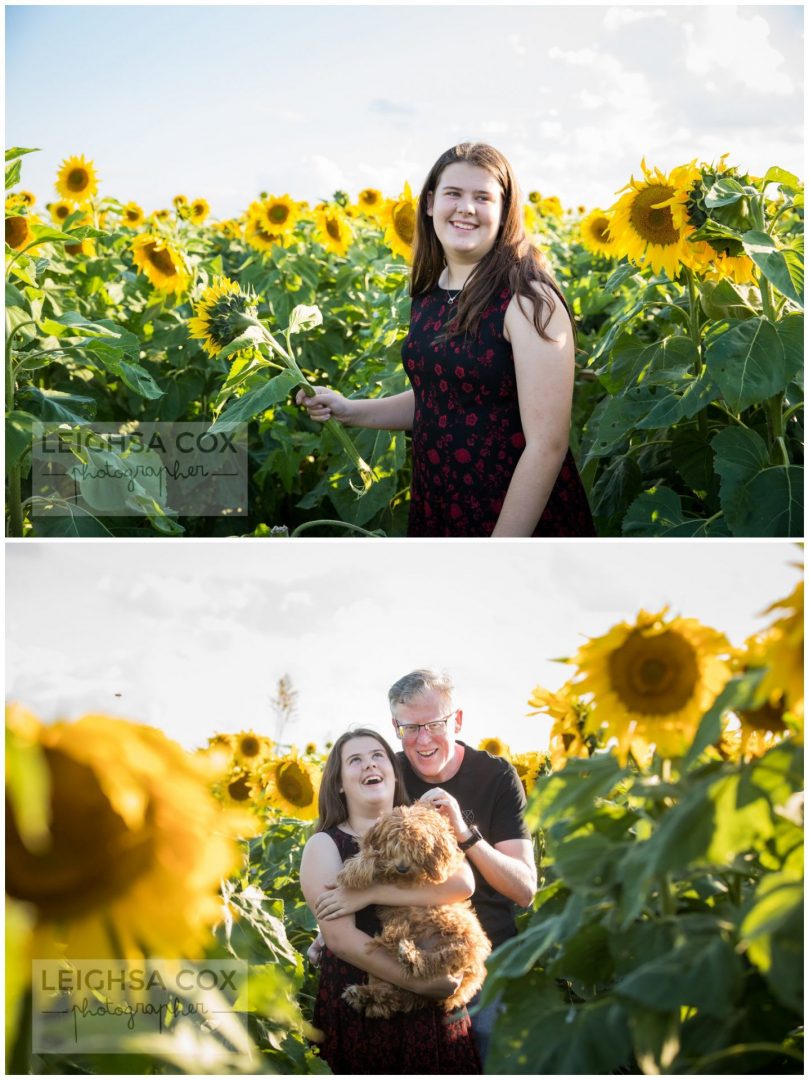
{"left": 419, "top": 784, "right": 538, "bottom": 908}
{"left": 463, "top": 836, "right": 537, "bottom": 908}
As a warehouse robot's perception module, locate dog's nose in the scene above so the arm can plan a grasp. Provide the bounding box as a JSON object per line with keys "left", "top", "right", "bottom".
{"left": 395, "top": 864, "right": 410, "bottom": 874}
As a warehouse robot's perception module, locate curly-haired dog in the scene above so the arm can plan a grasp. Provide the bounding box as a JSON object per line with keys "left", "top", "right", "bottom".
{"left": 336, "top": 803, "right": 491, "bottom": 1019}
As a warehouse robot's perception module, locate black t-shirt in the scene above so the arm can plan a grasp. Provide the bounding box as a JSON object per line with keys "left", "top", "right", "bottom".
{"left": 396, "top": 742, "right": 530, "bottom": 948}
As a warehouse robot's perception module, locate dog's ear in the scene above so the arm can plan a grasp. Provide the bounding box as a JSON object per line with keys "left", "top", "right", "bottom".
{"left": 337, "top": 852, "right": 377, "bottom": 891}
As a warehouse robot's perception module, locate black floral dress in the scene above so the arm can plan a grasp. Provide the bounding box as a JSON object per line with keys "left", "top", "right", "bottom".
{"left": 311, "top": 827, "right": 480, "bottom": 1075}
{"left": 401, "top": 285, "right": 596, "bottom": 537}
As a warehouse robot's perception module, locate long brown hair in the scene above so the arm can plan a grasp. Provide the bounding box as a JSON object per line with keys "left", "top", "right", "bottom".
{"left": 315, "top": 728, "right": 410, "bottom": 833}
{"left": 411, "top": 142, "right": 573, "bottom": 342}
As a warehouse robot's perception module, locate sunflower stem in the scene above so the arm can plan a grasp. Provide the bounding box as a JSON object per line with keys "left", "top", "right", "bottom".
{"left": 757, "top": 271, "right": 776, "bottom": 323}
{"left": 5, "top": 334, "right": 24, "bottom": 537}
{"left": 684, "top": 268, "right": 709, "bottom": 441}
{"left": 658, "top": 872, "right": 676, "bottom": 918}
{"left": 252, "top": 319, "right": 376, "bottom": 491}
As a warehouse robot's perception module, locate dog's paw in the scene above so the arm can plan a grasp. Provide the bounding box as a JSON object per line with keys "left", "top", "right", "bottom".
{"left": 397, "top": 939, "right": 421, "bottom": 973}
{"left": 342, "top": 985, "right": 370, "bottom": 1013}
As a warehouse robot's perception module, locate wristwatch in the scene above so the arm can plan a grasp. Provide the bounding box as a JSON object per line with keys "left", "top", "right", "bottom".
{"left": 458, "top": 825, "right": 483, "bottom": 852}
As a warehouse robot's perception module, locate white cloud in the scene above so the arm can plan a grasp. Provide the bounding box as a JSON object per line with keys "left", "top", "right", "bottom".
{"left": 603, "top": 7, "right": 667, "bottom": 32}
{"left": 507, "top": 33, "right": 527, "bottom": 57}
{"left": 547, "top": 45, "right": 598, "bottom": 66}
{"left": 683, "top": 9, "right": 794, "bottom": 96}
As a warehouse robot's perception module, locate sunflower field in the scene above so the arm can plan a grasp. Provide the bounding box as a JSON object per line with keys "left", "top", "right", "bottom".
{"left": 5, "top": 565, "right": 803, "bottom": 1074}
{"left": 5, "top": 147, "right": 804, "bottom": 537}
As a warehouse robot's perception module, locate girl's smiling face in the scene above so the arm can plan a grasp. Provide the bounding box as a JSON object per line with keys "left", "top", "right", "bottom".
{"left": 339, "top": 736, "right": 396, "bottom": 810}
{"left": 426, "top": 161, "right": 504, "bottom": 268}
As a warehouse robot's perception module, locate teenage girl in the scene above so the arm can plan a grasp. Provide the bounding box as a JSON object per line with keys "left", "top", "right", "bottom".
{"left": 297, "top": 142, "right": 595, "bottom": 538}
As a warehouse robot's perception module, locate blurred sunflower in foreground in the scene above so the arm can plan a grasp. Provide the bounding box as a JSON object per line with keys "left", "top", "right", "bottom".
{"left": 5, "top": 705, "right": 242, "bottom": 962}
{"left": 5, "top": 214, "right": 40, "bottom": 251}
{"left": 567, "top": 608, "right": 732, "bottom": 762}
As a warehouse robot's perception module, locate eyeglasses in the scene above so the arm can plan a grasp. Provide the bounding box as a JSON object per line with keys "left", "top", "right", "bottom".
{"left": 395, "top": 710, "right": 457, "bottom": 741}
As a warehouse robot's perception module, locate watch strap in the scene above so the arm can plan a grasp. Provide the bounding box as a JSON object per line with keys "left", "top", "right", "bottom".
{"left": 459, "top": 825, "right": 482, "bottom": 852}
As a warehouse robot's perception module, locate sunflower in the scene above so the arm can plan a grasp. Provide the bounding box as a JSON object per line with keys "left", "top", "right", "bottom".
{"left": 477, "top": 736, "right": 511, "bottom": 760}
{"left": 5, "top": 705, "right": 241, "bottom": 962}
{"left": 173, "top": 194, "right": 188, "bottom": 210}
{"left": 745, "top": 578, "right": 804, "bottom": 731}
{"left": 569, "top": 608, "right": 732, "bottom": 762}
{"left": 523, "top": 203, "right": 540, "bottom": 235}
{"left": 538, "top": 195, "right": 564, "bottom": 219}
{"left": 511, "top": 750, "right": 549, "bottom": 796}
{"left": 5, "top": 214, "right": 39, "bottom": 251}
{"left": 233, "top": 730, "right": 274, "bottom": 768}
{"left": 151, "top": 208, "right": 171, "bottom": 223}
{"left": 120, "top": 201, "right": 145, "bottom": 229}
{"left": 214, "top": 218, "right": 243, "bottom": 240}
{"left": 188, "top": 275, "right": 259, "bottom": 359}
{"left": 6, "top": 190, "right": 36, "bottom": 211}
{"left": 384, "top": 182, "right": 417, "bottom": 261}
{"left": 528, "top": 191, "right": 542, "bottom": 205}
{"left": 250, "top": 194, "right": 301, "bottom": 238}
{"left": 131, "top": 232, "right": 190, "bottom": 294}
{"left": 355, "top": 188, "right": 385, "bottom": 220}
{"left": 49, "top": 199, "right": 73, "bottom": 225}
{"left": 314, "top": 205, "right": 353, "bottom": 257}
{"left": 55, "top": 154, "right": 98, "bottom": 205}
{"left": 608, "top": 160, "right": 699, "bottom": 279}
{"left": 304, "top": 741, "right": 318, "bottom": 756}
{"left": 527, "top": 682, "right": 599, "bottom": 771}
{"left": 190, "top": 198, "right": 210, "bottom": 225}
{"left": 257, "top": 753, "right": 320, "bottom": 820}
{"left": 580, "top": 208, "right": 617, "bottom": 259}
{"left": 736, "top": 695, "right": 790, "bottom": 759}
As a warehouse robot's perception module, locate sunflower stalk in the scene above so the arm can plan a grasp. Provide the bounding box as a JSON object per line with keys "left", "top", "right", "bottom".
{"left": 5, "top": 335, "right": 23, "bottom": 537}
{"left": 684, "top": 268, "right": 709, "bottom": 440}
{"left": 238, "top": 314, "right": 376, "bottom": 493}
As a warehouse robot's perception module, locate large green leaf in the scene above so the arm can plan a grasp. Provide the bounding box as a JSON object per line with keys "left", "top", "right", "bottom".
{"left": 742, "top": 230, "right": 803, "bottom": 307}
{"left": 671, "top": 425, "right": 715, "bottom": 494}
{"left": 775, "top": 312, "right": 803, "bottom": 382}
{"left": 622, "top": 486, "right": 723, "bottom": 537}
{"left": 712, "top": 426, "right": 769, "bottom": 526}
{"left": 591, "top": 453, "right": 642, "bottom": 517}
{"left": 704, "top": 318, "right": 787, "bottom": 411}
{"left": 5, "top": 410, "right": 36, "bottom": 469}
{"left": 732, "top": 465, "right": 803, "bottom": 537}
{"left": 615, "top": 937, "right": 742, "bottom": 1017}
{"left": 211, "top": 371, "right": 299, "bottom": 432}
{"left": 740, "top": 869, "right": 804, "bottom": 1012}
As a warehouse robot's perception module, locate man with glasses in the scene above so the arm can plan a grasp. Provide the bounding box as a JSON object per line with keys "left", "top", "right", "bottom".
{"left": 390, "top": 668, "right": 537, "bottom": 1065}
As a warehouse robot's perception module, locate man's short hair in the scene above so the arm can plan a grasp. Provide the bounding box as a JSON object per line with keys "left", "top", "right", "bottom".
{"left": 388, "top": 669, "right": 454, "bottom": 711}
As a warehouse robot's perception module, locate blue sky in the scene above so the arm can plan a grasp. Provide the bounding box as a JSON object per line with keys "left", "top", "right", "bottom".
{"left": 6, "top": 540, "right": 802, "bottom": 754}
{"left": 6, "top": 4, "right": 804, "bottom": 217}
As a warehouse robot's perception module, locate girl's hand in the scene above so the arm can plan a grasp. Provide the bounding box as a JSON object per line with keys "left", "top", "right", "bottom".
{"left": 295, "top": 386, "right": 352, "bottom": 423}
{"left": 308, "top": 932, "right": 325, "bottom": 967}
{"left": 416, "top": 972, "right": 462, "bottom": 1000}
{"left": 315, "top": 884, "right": 371, "bottom": 920}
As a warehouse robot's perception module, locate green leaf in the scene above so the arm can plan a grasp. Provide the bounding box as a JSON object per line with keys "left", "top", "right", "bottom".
{"left": 623, "top": 487, "right": 720, "bottom": 537}
{"left": 287, "top": 304, "right": 323, "bottom": 334}
{"left": 615, "top": 937, "right": 742, "bottom": 1017}
{"left": 761, "top": 166, "right": 800, "bottom": 191}
{"left": 774, "top": 313, "right": 803, "bottom": 382}
{"left": 742, "top": 230, "right": 803, "bottom": 307}
{"left": 704, "top": 318, "right": 787, "bottom": 411}
{"left": 682, "top": 670, "right": 766, "bottom": 770}
{"left": 732, "top": 465, "right": 804, "bottom": 537}
{"left": 100, "top": 356, "right": 164, "bottom": 400}
{"left": 529, "top": 755, "right": 626, "bottom": 830}
{"left": 550, "top": 922, "right": 615, "bottom": 987}
{"left": 211, "top": 371, "right": 299, "bottom": 432}
{"left": 32, "top": 503, "right": 114, "bottom": 537}
{"left": 705, "top": 177, "right": 746, "bottom": 208}
{"left": 5, "top": 160, "right": 22, "bottom": 188}
{"left": 741, "top": 870, "right": 804, "bottom": 1012}
{"left": 5, "top": 147, "right": 40, "bottom": 163}
{"left": 671, "top": 425, "right": 715, "bottom": 493}
{"left": 604, "top": 261, "right": 638, "bottom": 291}
{"left": 5, "top": 722, "right": 51, "bottom": 853}
{"left": 5, "top": 410, "right": 36, "bottom": 469}
{"left": 23, "top": 387, "right": 96, "bottom": 424}
{"left": 627, "top": 1006, "right": 681, "bottom": 1074}
{"left": 591, "top": 453, "right": 642, "bottom": 517}
{"left": 712, "top": 426, "right": 769, "bottom": 526}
